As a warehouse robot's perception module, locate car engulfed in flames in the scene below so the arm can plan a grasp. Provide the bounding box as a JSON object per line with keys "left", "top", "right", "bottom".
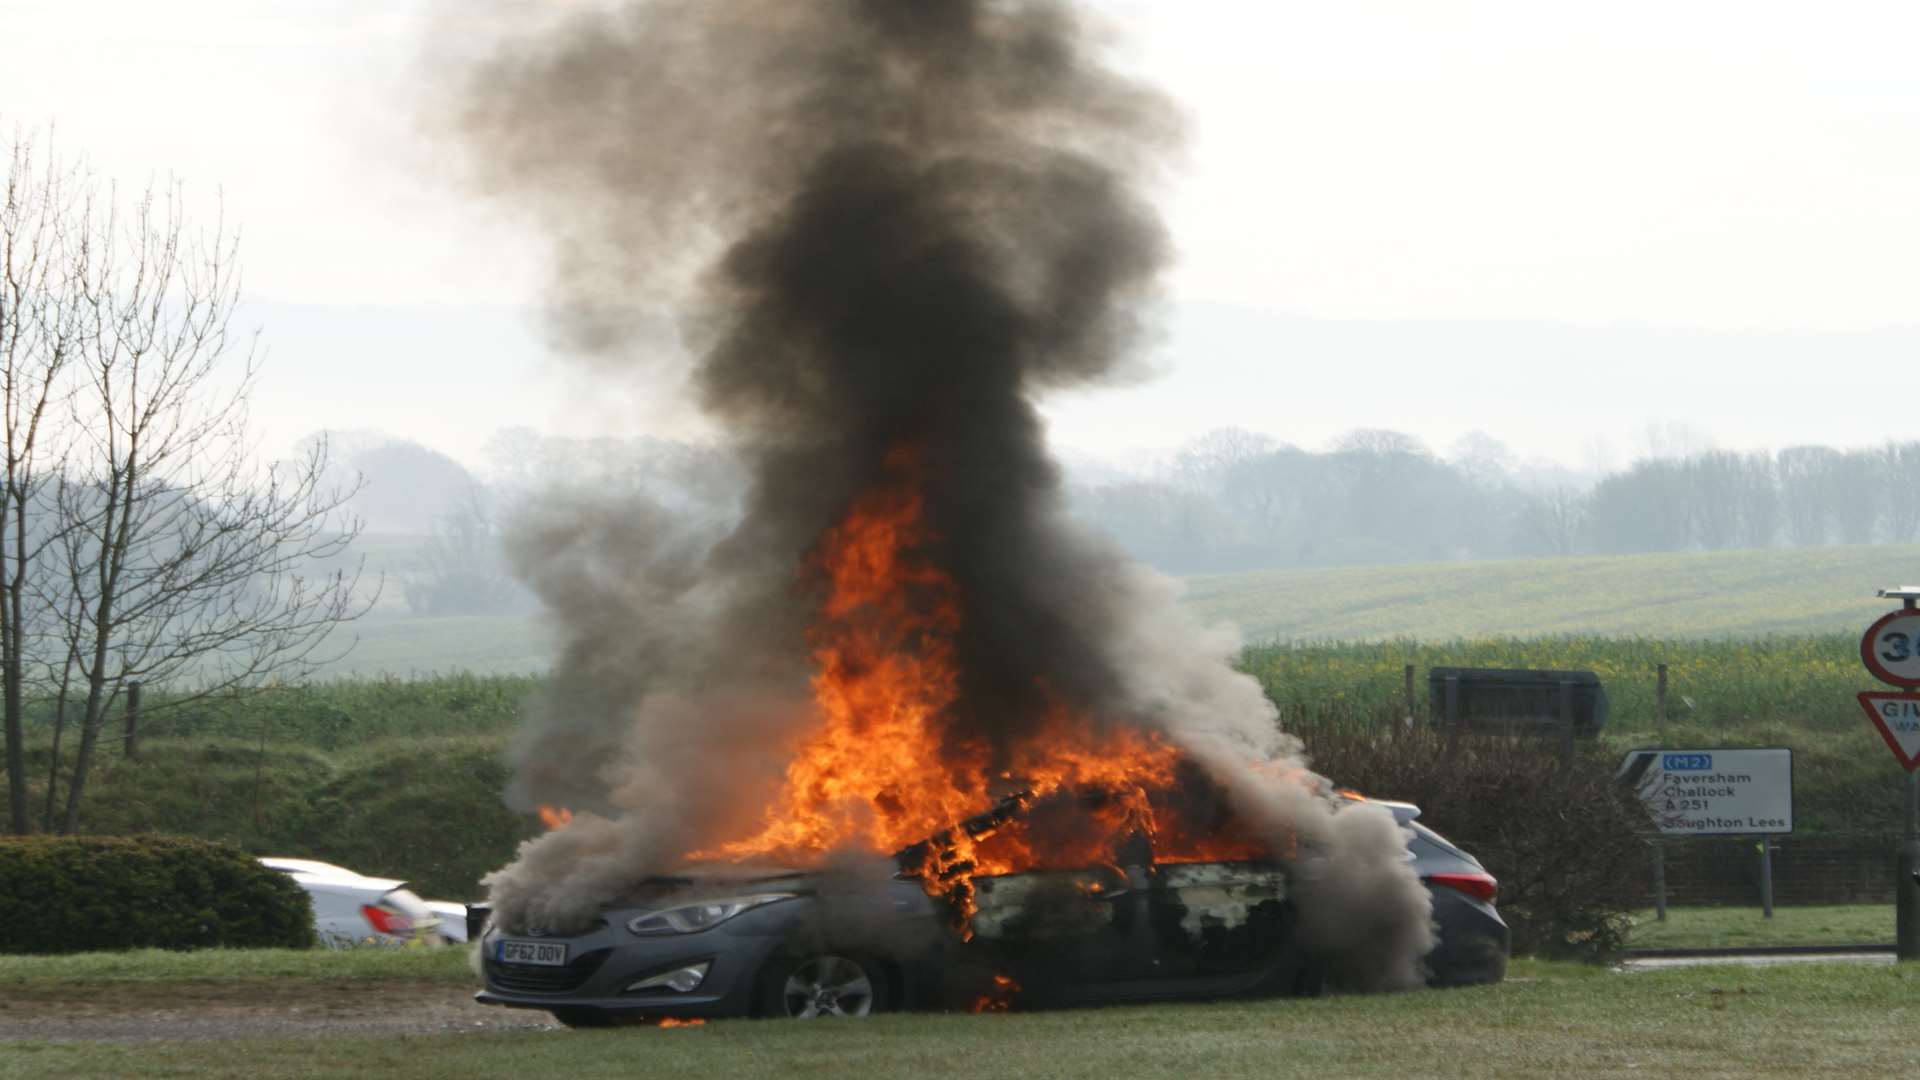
{"left": 478, "top": 792, "right": 1321, "bottom": 1026}
{"left": 475, "top": 447, "right": 1505, "bottom": 1025}
{"left": 475, "top": 786, "right": 1508, "bottom": 1026}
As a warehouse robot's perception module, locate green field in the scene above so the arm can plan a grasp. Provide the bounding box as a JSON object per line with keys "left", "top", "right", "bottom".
{"left": 1183, "top": 544, "right": 1918, "bottom": 643}
{"left": 299, "top": 543, "right": 1920, "bottom": 679}
{"left": 5, "top": 959, "right": 1918, "bottom": 1078}
{"left": 308, "top": 614, "right": 554, "bottom": 679}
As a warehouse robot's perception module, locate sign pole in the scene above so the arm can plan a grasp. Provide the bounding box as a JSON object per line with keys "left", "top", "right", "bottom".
{"left": 1759, "top": 837, "right": 1774, "bottom": 919}
{"left": 1902, "top": 769, "right": 1920, "bottom": 961}
{"left": 1905, "top": 596, "right": 1920, "bottom": 961}
{"left": 1651, "top": 841, "right": 1667, "bottom": 921}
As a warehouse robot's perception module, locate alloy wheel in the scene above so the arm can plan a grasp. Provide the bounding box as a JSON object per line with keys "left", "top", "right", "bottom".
{"left": 780, "top": 954, "right": 876, "bottom": 1018}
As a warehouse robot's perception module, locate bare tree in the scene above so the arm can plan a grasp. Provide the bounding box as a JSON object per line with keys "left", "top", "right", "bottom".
{"left": 1777, "top": 445, "right": 1838, "bottom": 547}
{"left": 1, "top": 135, "right": 86, "bottom": 833}
{"left": 0, "top": 132, "right": 369, "bottom": 833}
{"left": 1685, "top": 451, "right": 1744, "bottom": 551}
{"left": 1515, "top": 486, "right": 1587, "bottom": 556}
{"left": 1883, "top": 441, "right": 1920, "bottom": 543}
{"left": 1733, "top": 451, "right": 1779, "bottom": 550}
{"left": 1448, "top": 430, "right": 1517, "bottom": 489}
{"left": 1172, "top": 427, "right": 1278, "bottom": 496}
{"left": 1828, "top": 449, "right": 1882, "bottom": 545}
{"left": 403, "top": 485, "right": 522, "bottom": 615}
{"left": 1218, "top": 444, "right": 1312, "bottom": 535}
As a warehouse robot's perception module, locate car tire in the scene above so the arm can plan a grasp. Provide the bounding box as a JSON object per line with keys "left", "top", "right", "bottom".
{"left": 1427, "top": 932, "right": 1509, "bottom": 988}
{"left": 756, "top": 950, "right": 893, "bottom": 1019}
{"left": 1291, "top": 955, "right": 1328, "bottom": 997}
{"left": 549, "top": 1007, "right": 615, "bottom": 1028}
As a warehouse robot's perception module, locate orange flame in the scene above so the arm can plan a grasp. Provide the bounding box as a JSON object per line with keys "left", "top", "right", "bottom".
{"left": 970, "top": 973, "right": 1021, "bottom": 1014}
{"left": 655, "top": 1017, "right": 706, "bottom": 1029}
{"left": 690, "top": 445, "right": 1274, "bottom": 927}
{"left": 538, "top": 805, "right": 574, "bottom": 830}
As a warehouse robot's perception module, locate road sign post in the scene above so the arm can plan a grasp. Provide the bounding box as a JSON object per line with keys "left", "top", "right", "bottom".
{"left": 1759, "top": 838, "right": 1774, "bottom": 919}
{"left": 1618, "top": 748, "right": 1793, "bottom": 918}
{"left": 1907, "top": 774, "right": 1920, "bottom": 962}
{"left": 1859, "top": 587, "right": 1920, "bottom": 962}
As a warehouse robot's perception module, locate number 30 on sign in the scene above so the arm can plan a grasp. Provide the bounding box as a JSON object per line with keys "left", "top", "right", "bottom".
{"left": 1861, "top": 608, "right": 1920, "bottom": 688}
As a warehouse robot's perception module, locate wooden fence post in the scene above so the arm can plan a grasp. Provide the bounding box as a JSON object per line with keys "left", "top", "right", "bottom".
{"left": 122, "top": 681, "right": 143, "bottom": 761}
{"left": 1656, "top": 663, "right": 1668, "bottom": 733}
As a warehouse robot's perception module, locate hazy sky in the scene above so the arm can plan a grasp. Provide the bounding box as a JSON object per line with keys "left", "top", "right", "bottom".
{"left": 4, "top": 0, "right": 1916, "bottom": 472}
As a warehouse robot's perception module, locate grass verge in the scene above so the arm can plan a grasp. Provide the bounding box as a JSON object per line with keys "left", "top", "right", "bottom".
{"left": 0, "top": 946, "right": 474, "bottom": 988}
{"left": 1626, "top": 904, "right": 1895, "bottom": 950}
{"left": 5, "top": 960, "right": 1920, "bottom": 1078}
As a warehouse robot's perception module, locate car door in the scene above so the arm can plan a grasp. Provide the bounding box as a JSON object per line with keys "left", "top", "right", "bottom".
{"left": 1144, "top": 860, "right": 1297, "bottom": 988}
{"left": 966, "top": 862, "right": 1154, "bottom": 1000}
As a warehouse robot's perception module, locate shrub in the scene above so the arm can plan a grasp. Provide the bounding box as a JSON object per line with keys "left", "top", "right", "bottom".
{"left": 275, "top": 735, "right": 533, "bottom": 899}
{"left": 1301, "top": 717, "right": 1657, "bottom": 961}
{"left": 0, "top": 835, "right": 315, "bottom": 954}
{"left": 59, "top": 739, "right": 338, "bottom": 850}
{"left": 117, "top": 674, "right": 536, "bottom": 749}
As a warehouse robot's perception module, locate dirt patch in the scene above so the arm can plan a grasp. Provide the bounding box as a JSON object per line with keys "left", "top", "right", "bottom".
{"left": 0, "top": 979, "right": 559, "bottom": 1042}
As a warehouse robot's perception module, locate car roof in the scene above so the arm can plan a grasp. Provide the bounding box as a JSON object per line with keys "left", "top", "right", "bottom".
{"left": 259, "top": 857, "right": 360, "bottom": 877}
{"left": 258, "top": 857, "right": 408, "bottom": 893}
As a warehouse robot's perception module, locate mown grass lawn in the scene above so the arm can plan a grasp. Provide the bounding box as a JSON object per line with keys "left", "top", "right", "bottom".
{"left": 0, "top": 946, "right": 474, "bottom": 989}
{"left": 1626, "top": 905, "right": 1895, "bottom": 950}
{"left": 6, "top": 959, "right": 1919, "bottom": 1079}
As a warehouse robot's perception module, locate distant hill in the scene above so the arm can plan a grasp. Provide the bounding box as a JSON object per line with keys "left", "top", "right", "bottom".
{"left": 1181, "top": 544, "right": 1920, "bottom": 643}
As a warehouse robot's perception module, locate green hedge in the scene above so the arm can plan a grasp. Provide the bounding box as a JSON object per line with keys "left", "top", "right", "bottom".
{"left": 1301, "top": 721, "right": 1656, "bottom": 961}
{"left": 275, "top": 736, "right": 534, "bottom": 899}
{"left": 0, "top": 836, "right": 315, "bottom": 954}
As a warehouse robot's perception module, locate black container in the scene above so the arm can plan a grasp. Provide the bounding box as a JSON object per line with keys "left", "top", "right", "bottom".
{"left": 1426, "top": 666, "right": 1608, "bottom": 737}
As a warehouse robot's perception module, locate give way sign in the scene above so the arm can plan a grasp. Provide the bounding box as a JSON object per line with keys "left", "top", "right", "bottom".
{"left": 1856, "top": 692, "right": 1920, "bottom": 772}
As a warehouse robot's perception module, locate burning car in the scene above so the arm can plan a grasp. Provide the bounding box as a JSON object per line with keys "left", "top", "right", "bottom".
{"left": 474, "top": 792, "right": 1506, "bottom": 1026}
{"left": 453, "top": 0, "right": 1481, "bottom": 1017}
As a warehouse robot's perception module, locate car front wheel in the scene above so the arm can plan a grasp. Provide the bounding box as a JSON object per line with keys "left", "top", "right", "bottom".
{"left": 760, "top": 952, "right": 890, "bottom": 1018}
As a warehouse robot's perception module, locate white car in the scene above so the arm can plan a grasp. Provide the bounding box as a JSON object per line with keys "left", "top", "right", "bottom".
{"left": 258, "top": 857, "right": 460, "bottom": 949}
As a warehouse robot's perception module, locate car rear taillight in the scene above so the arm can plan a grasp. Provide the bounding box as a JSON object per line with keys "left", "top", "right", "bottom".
{"left": 1425, "top": 872, "right": 1498, "bottom": 904}
{"left": 361, "top": 903, "right": 413, "bottom": 936}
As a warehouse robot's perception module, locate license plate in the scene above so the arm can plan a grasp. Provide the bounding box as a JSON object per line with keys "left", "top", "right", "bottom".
{"left": 497, "top": 939, "right": 569, "bottom": 966}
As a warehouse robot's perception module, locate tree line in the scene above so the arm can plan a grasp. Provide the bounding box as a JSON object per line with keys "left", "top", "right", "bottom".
{"left": 344, "top": 422, "right": 1920, "bottom": 596}
{"left": 1068, "top": 429, "right": 1920, "bottom": 574}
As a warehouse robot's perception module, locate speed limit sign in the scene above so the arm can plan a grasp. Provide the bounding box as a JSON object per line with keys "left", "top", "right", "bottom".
{"left": 1862, "top": 608, "right": 1920, "bottom": 687}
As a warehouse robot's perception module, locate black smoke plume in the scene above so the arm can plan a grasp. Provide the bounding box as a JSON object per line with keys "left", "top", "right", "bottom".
{"left": 439, "top": 0, "right": 1433, "bottom": 988}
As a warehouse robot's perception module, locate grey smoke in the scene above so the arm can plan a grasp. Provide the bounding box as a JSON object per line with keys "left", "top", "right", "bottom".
{"left": 439, "top": 0, "right": 1431, "bottom": 987}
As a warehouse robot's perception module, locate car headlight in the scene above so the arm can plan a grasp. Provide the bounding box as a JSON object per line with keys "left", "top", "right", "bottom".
{"left": 626, "top": 893, "right": 797, "bottom": 935}
{"left": 626, "top": 961, "right": 711, "bottom": 993}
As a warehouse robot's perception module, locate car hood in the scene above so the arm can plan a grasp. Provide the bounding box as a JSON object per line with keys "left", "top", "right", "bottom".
{"left": 607, "top": 859, "right": 918, "bottom": 909}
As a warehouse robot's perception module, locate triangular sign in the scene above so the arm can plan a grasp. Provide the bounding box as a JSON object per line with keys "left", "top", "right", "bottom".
{"left": 1856, "top": 692, "right": 1920, "bottom": 772}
